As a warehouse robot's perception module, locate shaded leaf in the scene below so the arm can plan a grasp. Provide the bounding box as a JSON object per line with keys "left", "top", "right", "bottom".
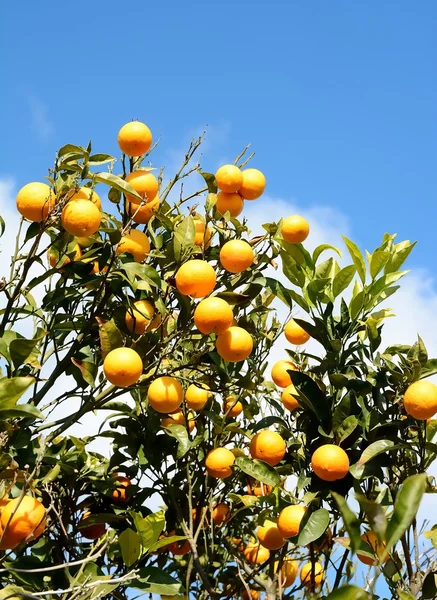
{"left": 332, "top": 492, "right": 361, "bottom": 553}
{"left": 135, "top": 567, "right": 183, "bottom": 595}
{"left": 96, "top": 318, "right": 123, "bottom": 359}
{"left": 119, "top": 528, "right": 141, "bottom": 567}
{"left": 297, "top": 508, "right": 330, "bottom": 545}
{"left": 199, "top": 171, "right": 217, "bottom": 194}
{"left": 235, "top": 457, "right": 280, "bottom": 487}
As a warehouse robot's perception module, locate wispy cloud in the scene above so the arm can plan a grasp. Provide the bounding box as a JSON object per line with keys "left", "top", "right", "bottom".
{"left": 28, "top": 95, "right": 54, "bottom": 141}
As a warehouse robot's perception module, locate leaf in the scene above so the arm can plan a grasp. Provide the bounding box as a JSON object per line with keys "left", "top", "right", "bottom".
{"left": 385, "top": 473, "right": 427, "bottom": 552}
{"left": 288, "top": 370, "right": 331, "bottom": 430}
{"left": 312, "top": 244, "right": 342, "bottom": 264}
{"left": 23, "top": 221, "right": 41, "bottom": 244}
{"left": 265, "top": 277, "right": 292, "bottom": 308}
{"left": 332, "top": 265, "right": 356, "bottom": 298}
{"left": 0, "top": 404, "right": 44, "bottom": 421}
{"left": 199, "top": 171, "right": 217, "bottom": 193}
{"left": 9, "top": 330, "right": 46, "bottom": 370}
{"left": 342, "top": 236, "right": 366, "bottom": 284}
{"left": 385, "top": 241, "right": 416, "bottom": 274}
{"left": 0, "top": 376, "right": 34, "bottom": 407}
{"left": 163, "top": 424, "right": 191, "bottom": 458}
{"left": 369, "top": 251, "right": 390, "bottom": 279}
{"left": 88, "top": 153, "right": 115, "bottom": 165}
{"left": 235, "top": 457, "right": 280, "bottom": 487}
{"left": 96, "top": 318, "right": 123, "bottom": 359}
{"left": 148, "top": 534, "right": 187, "bottom": 553}
{"left": 356, "top": 495, "right": 387, "bottom": 540}
{"left": 58, "top": 143, "right": 87, "bottom": 157}
{"left": 119, "top": 528, "right": 141, "bottom": 567}
{"left": 215, "top": 291, "right": 250, "bottom": 305}
{"left": 422, "top": 573, "right": 437, "bottom": 600}
{"left": 135, "top": 567, "right": 184, "bottom": 595}
{"left": 297, "top": 508, "right": 330, "bottom": 546}
{"left": 326, "top": 585, "right": 369, "bottom": 600}
{"left": 0, "top": 215, "right": 5, "bottom": 238}
{"left": 350, "top": 440, "right": 395, "bottom": 479}
{"left": 174, "top": 216, "right": 196, "bottom": 248}
{"left": 332, "top": 492, "right": 361, "bottom": 553}
{"left": 420, "top": 359, "right": 437, "bottom": 379}
{"left": 417, "top": 335, "right": 428, "bottom": 367}
{"left": 93, "top": 172, "right": 142, "bottom": 202}
{"left": 337, "top": 416, "right": 359, "bottom": 443}
{"left": 131, "top": 511, "right": 165, "bottom": 550}
{"left": 306, "top": 277, "right": 331, "bottom": 304}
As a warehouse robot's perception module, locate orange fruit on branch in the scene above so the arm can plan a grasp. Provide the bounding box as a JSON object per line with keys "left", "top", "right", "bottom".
{"left": 80, "top": 512, "right": 106, "bottom": 540}
{"left": 219, "top": 240, "right": 254, "bottom": 274}
{"left": 277, "top": 505, "right": 306, "bottom": 538}
{"left": 61, "top": 199, "right": 101, "bottom": 237}
{"left": 238, "top": 169, "right": 266, "bottom": 200}
{"left": 223, "top": 395, "right": 243, "bottom": 417}
{"left": 212, "top": 502, "right": 230, "bottom": 525}
{"left": 300, "top": 561, "right": 324, "bottom": 588}
{"left": 68, "top": 187, "right": 102, "bottom": 209}
{"left": 117, "top": 229, "right": 150, "bottom": 262}
{"left": 48, "top": 244, "right": 82, "bottom": 269}
{"left": 185, "top": 383, "right": 212, "bottom": 411}
{"left": 103, "top": 347, "right": 143, "bottom": 387}
{"left": 216, "top": 191, "right": 244, "bottom": 218}
{"left": 148, "top": 376, "right": 184, "bottom": 413}
{"left": 243, "top": 543, "right": 270, "bottom": 564}
{"left": 216, "top": 326, "right": 253, "bottom": 363}
{"left": 250, "top": 430, "right": 286, "bottom": 466}
{"left": 275, "top": 556, "right": 299, "bottom": 588}
{"left": 118, "top": 121, "right": 153, "bottom": 157}
{"left": 215, "top": 164, "right": 243, "bottom": 193}
{"left": 194, "top": 297, "right": 233, "bottom": 335}
{"left": 126, "top": 196, "right": 160, "bottom": 224}
{"left": 403, "top": 380, "right": 437, "bottom": 420}
{"left": 111, "top": 474, "right": 131, "bottom": 504}
{"left": 193, "top": 217, "right": 212, "bottom": 249}
{"left": 357, "top": 531, "right": 389, "bottom": 565}
{"left": 205, "top": 447, "right": 235, "bottom": 479}
{"left": 125, "top": 169, "right": 159, "bottom": 204}
{"left": 281, "top": 215, "right": 309, "bottom": 244}
{"left": 311, "top": 444, "right": 349, "bottom": 482}
{"left": 16, "top": 182, "right": 55, "bottom": 222}
{"left": 271, "top": 360, "right": 297, "bottom": 388}
{"left": 257, "top": 519, "right": 286, "bottom": 550}
{"left": 284, "top": 319, "right": 310, "bottom": 345}
{"left": 0, "top": 496, "right": 46, "bottom": 550}
{"left": 281, "top": 384, "right": 300, "bottom": 412}
{"left": 161, "top": 410, "right": 195, "bottom": 432}
{"left": 125, "top": 300, "right": 161, "bottom": 334}
{"left": 175, "top": 259, "right": 216, "bottom": 298}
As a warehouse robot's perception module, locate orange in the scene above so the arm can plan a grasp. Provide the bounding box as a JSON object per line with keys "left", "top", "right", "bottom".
{"left": 247, "top": 479, "right": 272, "bottom": 497}
{"left": 223, "top": 395, "right": 243, "bottom": 417}
{"left": 257, "top": 519, "right": 286, "bottom": 550}
{"left": 241, "top": 590, "right": 259, "bottom": 600}
{"left": 194, "top": 217, "right": 212, "bottom": 249}
{"left": 216, "top": 192, "right": 244, "bottom": 218}
{"left": 117, "top": 229, "right": 150, "bottom": 262}
{"left": 216, "top": 326, "right": 253, "bottom": 363}
{"left": 281, "top": 384, "right": 300, "bottom": 412}
{"left": 148, "top": 376, "right": 184, "bottom": 413}
{"left": 125, "top": 169, "right": 159, "bottom": 204}
{"left": 16, "top": 182, "right": 55, "bottom": 222}
{"left": 212, "top": 502, "right": 230, "bottom": 525}
{"left": 167, "top": 530, "right": 191, "bottom": 555}
{"left": 243, "top": 543, "right": 270, "bottom": 565}
{"left": 205, "top": 447, "right": 235, "bottom": 479}
{"left": 125, "top": 300, "right": 161, "bottom": 334}
{"left": 277, "top": 505, "right": 306, "bottom": 538}
{"left": 284, "top": 319, "right": 310, "bottom": 345}
{"left": 68, "top": 187, "right": 102, "bottom": 209}
{"left": 61, "top": 199, "right": 101, "bottom": 237}
{"left": 80, "top": 512, "right": 106, "bottom": 540}
{"left": 275, "top": 557, "right": 299, "bottom": 588}
{"left": 103, "top": 347, "right": 143, "bottom": 387}
{"left": 0, "top": 496, "right": 46, "bottom": 550}
{"left": 118, "top": 121, "right": 153, "bottom": 156}
{"left": 175, "top": 260, "right": 216, "bottom": 298}
{"left": 161, "top": 410, "right": 195, "bottom": 433}
{"left": 300, "top": 561, "right": 324, "bottom": 588}
{"left": 311, "top": 444, "right": 349, "bottom": 482}
{"left": 403, "top": 380, "right": 437, "bottom": 420}
{"left": 194, "top": 297, "right": 233, "bottom": 334}
{"left": 185, "top": 383, "right": 212, "bottom": 411}
{"left": 111, "top": 475, "right": 131, "bottom": 504}
{"left": 271, "top": 360, "right": 297, "bottom": 388}
{"left": 48, "top": 244, "right": 82, "bottom": 269}
{"left": 126, "top": 196, "right": 160, "bottom": 224}
{"left": 250, "top": 430, "right": 286, "bottom": 466}
{"left": 281, "top": 215, "right": 309, "bottom": 244}
{"left": 357, "top": 531, "right": 388, "bottom": 565}
{"left": 312, "top": 527, "right": 333, "bottom": 551}
{"left": 215, "top": 165, "right": 243, "bottom": 193}
{"left": 238, "top": 169, "right": 266, "bottom": 200}
{"left": 219, "top": 240, "right": 255, "bottom": 274}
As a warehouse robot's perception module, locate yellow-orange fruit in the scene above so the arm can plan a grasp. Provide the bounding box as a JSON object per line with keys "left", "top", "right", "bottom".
{"left": 300, "top": 561, "right": 324, "bottom": 588}
{"left": 216, "top": 327, "right": 253, "bottom": 363}
{"left": 284, "top": 319, "right": 310, "bottom": 345}
{"left": 241, "top": 590, "right": 259, "bottom": 600}
{"left": 185, "top": 383, "right": 212, "bottom": 411}
{"left": 111, "top": 475, "right": 131, "bottom": 504}
{"left": 219, "top": 240, "right": 255, "bottom": 274}
{"left": 250, "top": 430, "right": 286, "bottom": 466}
{"left": 215, "top": 165, "right": 243, "bottom": 193}
{"left": 148, "top": 376, "right": 184, "bottom": 414}
{"left": 247, "top": 479, "right": 273, "bottom": 497}
{"left": 48, "top": 244, "right": 82, "bottom": 269}
{"left": 16, "top": 182, "right": 55, "bottom": 222}
{"left": 238, "top": 169, "right": 266, "bottom": 200}
{"left": 216, "top": 192, "right": 244, "bottom": 218}
{"left": 275, "top": 557, "right": 299, "bottom": 588}
{"left": 281, "top": 215, "right": 309, "bottom": 244}
{"left": 125, "top": 169, "right": 159, "bottom": 204}
{"left": 205, "top": 447, "right": 235, "bottom": 479}
{"left": 117, "top": 229, "right": 150, "bottom": 262}
{"left": 103, "top": 347, "right": 143, "bottom": 387}
{"left": 194, "top": 218, "right": 212, "bottom": 249}
{"left": 257, "top": 519, "right": 286, "bottom": 550}
{"left": 311, "top": 444, "right": 350, "bottom": 482}
{"left": 281, "top": 384, "right": 300, "bottom": 412}
{"left": 175, "top": 260, "right": 216, "bottom": 298}
{"left": 271, "top": 360, "right": 297, "bottom": 388}
{"left": 243, "top": 543, "right": 270, "bottom": 564}
{"left": 277, "top": 505, "right": 306, "bottom": 538}
{"left": 223, "top": 395, "right": 243, "bottom": 417}
{"left": 126, "top": 196, "right": 160, "bottom": 224}
{"left": 0, "top": 496, "right": 46, "bottom": 550}
{"left": 194, "top": 297, "right": 233, "bottom": 335}
{"left": 118, "top": 121, "right": 153, "bottom": 157}
{"left": 125, "top": 300, "right": 161, "bottom": 334}
{"left": 403, "top": 380, "right": 437, "bottom": 420}
{"left": 80, "top": 512, "right": 106, "bottom": 540}
{"left": 61, "top": 199, "right": 101, "bottom": 237}
{"left": 68, "top": 187, "right": 102, "bottom": 209}
{"left": 212, "top": 502, "right": 230, "bottom": 525}
{"left": 161, "top": 410, "right": 195, "bottom": 433}
{"left": 167, "top": 530, "right": 191, "bottom": 555}
{"left": 357, "top": 531, "right": 389, "bottom": 566}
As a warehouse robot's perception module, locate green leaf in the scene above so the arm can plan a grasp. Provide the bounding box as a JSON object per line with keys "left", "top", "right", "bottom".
{"left": 337, "top": 416, "right": 359, "bottom": 443}
{"left": 297, "top": 508, "right": 330, "bottom": 545}
{"left": 0, "top": 404, "right": 44, "bottom": 421}
{"left": 235, "top": 457, "right": 280, "bottom": 487}
{"left": 0, "top": 215, "right": 5, "bottom": 238}
{"left": 369, "top": 251, "right": 390, "bottom": 279}
{"left": 420, "top": 359, "right": 437, "bottom": 379}
{"left": 326, "top": 585, "right": 369, "bottom": 600}
{"left": 306, "top": 277, "right": 330, "bottom": 304}
{"left": 385, "top": 473, "right": 427, "bottom": 552}
{"left": 312, "top": 244, "right": 342, "bottom": 264}
{"left": 135, "top": 567, "right": 184, "bottom": 595}
{"left": 199, "top": 171, "right": 217, "bottom": 193}
{"left": 119, "top": 528, "right": 141, "bottom": 567}
{"left": 174, "top": 216, "right": 196, "bottom": 248}
{"left": 356, "top": 495, "right": 387, "bottom": 540}
{"left": 9, "top": 330, "right": 46, "bottom": 370}
{"left": 265, "top": 277, "right": 292, "bottom": 308}
{"left": 148, "top": 534, "right": 187, "bottom": 553}
{"left": 349, "top": 290, "right": 364, "bottom": 321}
{"left": 131, "top": 510, "right": 165, "bottom": 550}
{"left": 58, "top": 143, "right": 88, "bottom": 157}
{"left": 289, "top": 370, "right": 331, "bottom": 430}
{"left": 332, "top": 492, "right": 361, "bottom": 553}
{"left": 332, "top": 265, "right": 356, "bottom": 298}
{"left": 350, "top": 440, "right": 396, "bottom": 479}
{"left": 417, "top": 335, "right": 428, "bottom": 367}
{"left": 88, "top": 153, "right": 115, "bottom": 165}
{"left": 97, "top": 318, "right": 123, "bottom": 359}
{"left": 385, "top": 241, "right": 416, "bottom": 274}
{"left": 342, "top": 236, "right": 366, "bottom": 284}
{"left": 93, "top": 172, "right": 142, "bottom": 202}
{"left": 163, "top": 424, "right": 191, "bottom": 458}
{"left": 0, "top": 376, "right": 34, "bottom": 407}
{"left": 422, "top": 573, "right": 437, "bottom": 600}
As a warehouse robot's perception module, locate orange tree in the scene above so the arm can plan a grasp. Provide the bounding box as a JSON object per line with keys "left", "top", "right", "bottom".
{"left": 0, "top": 121, "right": 437, "bottom": 600}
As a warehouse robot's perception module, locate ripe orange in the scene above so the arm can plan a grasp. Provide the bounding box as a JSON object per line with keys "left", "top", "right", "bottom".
{"left": 161, "top": 410, "right": 195, "bottom": 433}
{"left": 68, "top": 187, "right": 102, "bottom": 209}
{"left": 247, "top": 479, "right": 272, "bottom": 496}
{"left": 284, "top": 319, "right": 310, "bottom": 345}
{"left": 238, "top": 169, "right": 266, "bottom": 200}
{"left": 168, "top": 531, "right": 191, "bottom": 555}
{"left": 250, "top": 430, "right": 286, "bottom": 466}
{"left": 275, "top": 557, "right": 299, "bottom": 588}
{"left": 193, "top": 217, "right": 212, "bottom": 249}
{"left": 271, "top": 360, "right": 297, "bottom": 388}
{"left": 118, "top": 121, "right": 153, "bottom": 156}
{"left": 16, "top": 182, "right": 55, "bottom": 222}
{"left": 148, "top": 376, "right": 184, "bottom": 413}
{"left": 241, "top": 590, "right": 259, "bottom": 600}
{"left": 111, "top": 474, "right": 131, "bottom": 504}
{"left": 103, "top": 347, "right": 143, "bottom": 387}
{"left": 0, "top": 496, "right": 46, "bottom": 550}
{"left": 300, "top": 561, "right": 324, "bottom": 588}
{"left": 216, "top": 192, "right": 244, "bottom": 218}
{"left": 311, "top": 527, "right": 333, "bottom": 551}
{"left": 357, "top": 531, "right": 388, "bottom": 565}
{"left": 212, "top": 502, "right": 230, "bottom": 525}
{"left": 257, "top": 519, "right": 286, "bottom": 550}
{"left": 403, "top": 380, "right": 437, "bottom": 420}
{"left": 125, "top": 300, "right": 161, "bottom": 334}
{"left": 185, "top": 383, "right": 212, "bottom": 411}
{"left": 175, "top": 260, "right": 216, "bottom": 298}
{"left": 311, "top": 444, "right": 350, "bottom": 482}
{"left": 281, "top": 215, "right": 309, "bottom": 244}
{"left": 126, "top": 196, "right": 160, "bottom": 224}
{"left": 223, "top": 395, "right": 243, "bottom": 417}
{"left": 205, "top": 447, "right": 235, "bottom": 479}
{"left": 215, "top": 165, "right": 243, "bottom": 193}
{"left": 194, "top": 297, "right": 233, "bottom": 334}
{"left": 281, "top": 384, "right": 300, "bottom": 412}
{"left": 216, "top": 327, "right": 253, "bottom": 363}
{"left": 117, "top": 229, "right": 150, "bottom": 262}
{"left": 243, "top": 543, "right": 270, "bottom": 564}
{"left": 277, "top": 505, "right": 306, "bottom": 538}
{"left": 48, "top": 244, "right": 82, "bottom": 269}
{"left": 125, "top": 169, "right": 159, "bottom": 204}
{"left": 80, "top": 512, "right": 106, "bottom": 540}
{"left": 219, "top": 240, "right": 254, "bottom": 274}
{"left": 61, "top": 199, "right": 101, "bottom": 237}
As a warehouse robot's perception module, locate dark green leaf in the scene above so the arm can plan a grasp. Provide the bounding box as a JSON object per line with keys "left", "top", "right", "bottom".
{"left": 297, "top": 508, "right": 330, "bottom": 545}
{"left": 422, "top": 573, "right": 437, "bottom": 600}
{"left": 289, "top": 370, "right": 331, "bottom": 430}
{"left": 265, "top": 277, "right": 292, "bottom": 308}
{"left": 9, "top": 330, "right": 46, "bottom": 370}
{"left": 356, "top": 495, "right": 387, "bottom": 540}
{"left": 350, "top": 440, "right": 396, "bottom": 479}
{"left": 337, "top": 416, "right": 359, "bottom": 443}
{"left": 163, "top": 424, "right": 191, "bottom": 458}
{"left": 332, "top": 492, "right": 361, "bottom": 553}
{"left": 97, "top": 318, "right": 123, "bottom": 359}
{"left": 0, "top": 404, "right": 44, "bottom": 421}
{"left": 235, "top": 457, "right": 280, "bottom": 487}
{"left": 420, "top": 359, "right": 437, "bottom": 379}
{"left": 135, "top": 567, "right": 184, "bottom": 595}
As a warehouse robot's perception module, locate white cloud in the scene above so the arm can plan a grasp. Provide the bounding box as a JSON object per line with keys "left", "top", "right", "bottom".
{"left": 28, "top": 95, "right": 54, "bottom": 141}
